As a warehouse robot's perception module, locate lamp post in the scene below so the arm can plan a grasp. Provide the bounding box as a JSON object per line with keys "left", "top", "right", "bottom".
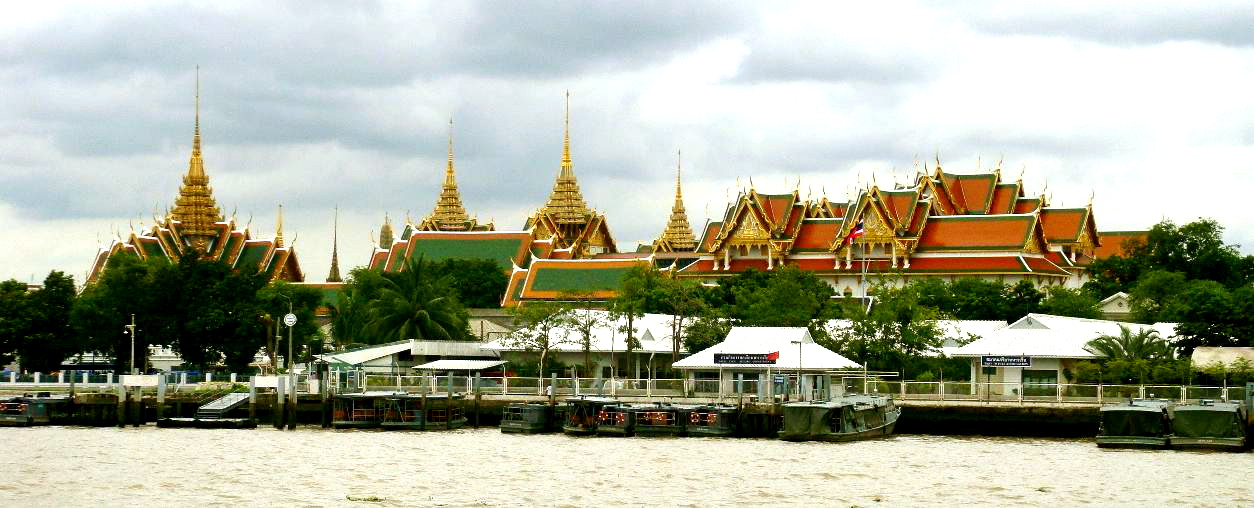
{"left": 124, "top": 314, "right": 137, "bottom": 375}
{"left": 791, "top": 339, "right": 803, "bottom": 401}
{"left": 276, "top": 293, "right": 294, "bottom": 372}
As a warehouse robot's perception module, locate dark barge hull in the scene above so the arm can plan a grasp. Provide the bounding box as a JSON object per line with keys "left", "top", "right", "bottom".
{"left": 1095, "top": 436, "right": 1169, "bottom": 449}
{"left": 1169, "top": 436, "right": 1247, "bottom": 451}
{"left": 562, "top": 424, "right": 597, "bottom": 436}
{"left": 157, "top": 417, "right": 258, "bottom": 429}
{"left": 781, "top": 418, "right": 897, "bottom": 442}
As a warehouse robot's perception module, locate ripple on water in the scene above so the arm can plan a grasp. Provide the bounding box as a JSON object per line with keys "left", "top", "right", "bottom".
{"left": 0, "top": 428, "right": 1251, "bottom": 505}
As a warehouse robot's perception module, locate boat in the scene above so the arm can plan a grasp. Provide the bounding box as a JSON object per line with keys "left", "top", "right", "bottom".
{"left": 561, "top": 396, "right": 618, "bottom": 436}
{"left": 500, "top": 402, "right": 560, "bottom": 434}
{"left": 332, "top": 391, "right": 465, "bottom": 430}
{"left": 1096, "top": 399, "right": 1172, "bottom": 449}
{"left": 1169, "top": 400, "right": 1248, "bottom": 451}
{"left": 778, "top": 395, "right": 900, "bottom": 442}
{"left": 332, "top": 393, "right": 384, "bottom": 429}
{"left": 629, "top": 403, "right": 684, "bottom": 437}
{"left": 0, "top": 395, "right": 70, "bottom": 427}
{"left": 595, "top": 403, "right": 633, "bottom": 436}
{"left": 678, "top": 404, "right": 738, "bottom": 437}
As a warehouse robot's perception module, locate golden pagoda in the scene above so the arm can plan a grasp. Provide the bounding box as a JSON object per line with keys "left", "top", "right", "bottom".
{"left": 168, "top": 72, "right": 223, "bottom": 254}
{"left": 418, "top": 118, "right": 493, "bottom": 232}
{"left": 87, "top": 69, "right": 303, "bottom": 284}
{"left": 653, "top": 151, "right": 697, "bottom": 252}
{"left": 524, "top": 92, "right": 616, "bottom": 257}
{"left": 326, "top": 206, "right": 342, "bottom": 283}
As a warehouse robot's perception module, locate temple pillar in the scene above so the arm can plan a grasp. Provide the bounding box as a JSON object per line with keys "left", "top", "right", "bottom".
{"left": 724, "top": 249, "right": 730, "bottom": 271}
{"left": 767, "top": 248, "right": 773, "bottom": 270}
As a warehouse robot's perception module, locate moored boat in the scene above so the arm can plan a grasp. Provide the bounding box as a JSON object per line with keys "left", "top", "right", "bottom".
{"left": 562, "top": 396, "right": 617, "bottom": 436}
{"left": 1169, "top": 400, "right": 1248, "bottom": 451}
{"left": 0, "top": 395, "right": 70, "bottom": 427}
{"left": 501, "top": 402, "right": 559, "bottom": 434}
{"left": 595, "top": 403, "right": 633, "bottom": 436}
{"left": 629, "top": 404, "right": 683, "bottom": 437}
{"left": 678, "top": 404, "right": 738, "bottom": 437}
{"left": 1096, "top": 399, "right": 1172, "bottom": 449}
{"left": 779, "top": 395, "right": 900, "bottom": 442}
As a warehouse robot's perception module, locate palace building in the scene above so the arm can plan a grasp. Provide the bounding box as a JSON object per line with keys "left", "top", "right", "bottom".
{"left": 676, "top": 164, "right": 1102, "bottom": 296}
{"left": 87, "top": 77, "right": 302, "bottom": 284}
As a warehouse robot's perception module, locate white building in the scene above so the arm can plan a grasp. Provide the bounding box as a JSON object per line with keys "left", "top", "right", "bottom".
{"left": 950, "top": 313, "right": 1177, "bottom": 394}
{"left": 673, "top": 327, "right": 860, "bottom": 400}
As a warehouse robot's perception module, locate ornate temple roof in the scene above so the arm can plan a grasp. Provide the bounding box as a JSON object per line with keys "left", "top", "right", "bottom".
{"left": 540, "top": 92, "right": 592, "bottom": 224}
{"left": 654, "top": 152, "right": 697, "bottom": 252}
{"left": 168, "top": 71, "right": 223, "bottom": 254}
{"left": 326, "top": 207, "right": 342, "bottom": 283}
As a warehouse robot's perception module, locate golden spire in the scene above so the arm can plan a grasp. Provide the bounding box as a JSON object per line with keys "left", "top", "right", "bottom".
{"left": 542, "top": 90, "right": 591, "bottom": 224}
{"left": 659, "top": 150, "right": 697, "bottom": 251}
{"left": 429, "top": 116, "right": 470, "bottom": 230}
{"left": 379, "top": 213, "right": 394, "bottom": 249}
{"left": 327, "top": 206, "right": 342, "bottom": 282}
{"left": 169, "top": 65, "right": 223, "bottom": 253}
{"left": 275, "top": 204, "right": 284, "bottom": 248}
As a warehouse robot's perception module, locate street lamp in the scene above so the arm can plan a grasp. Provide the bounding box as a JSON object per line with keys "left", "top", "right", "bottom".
{"left": 790, "top": 339, "right": 803, "bottom": 401}
{"left": 123, "top": 314, "right": 137, "bottom": 375}
{"left": 276, "top": 293, "right": 294, "bottom": 372}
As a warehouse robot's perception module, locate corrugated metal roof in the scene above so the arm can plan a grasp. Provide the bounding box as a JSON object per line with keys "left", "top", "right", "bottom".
{"left": 413, "top": 359, "right": 507, "bottom": 371}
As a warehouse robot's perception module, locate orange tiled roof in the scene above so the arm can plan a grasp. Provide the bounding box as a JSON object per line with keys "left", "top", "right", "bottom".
{"left": 1095, "top": 231, "right": 1148, "bottom": 258}
{"left": 916, "top": 215, "right": 1036, "bottom": 251}
{"left": 988, "top": 183, "right": 1020, "bottom": 215}
{"left": 1039, "top": 208, "right": 1088, "bottom": 243}
{"left": 793, "top": 220, "right": 841, "bottom": 251}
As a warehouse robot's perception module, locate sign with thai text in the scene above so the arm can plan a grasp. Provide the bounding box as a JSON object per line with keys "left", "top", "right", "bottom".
{"left": 981, "top": 356, "right": 1031, "bottom": 367}
{"left": 714, "top": 353, "right": 778, "bottom": 365}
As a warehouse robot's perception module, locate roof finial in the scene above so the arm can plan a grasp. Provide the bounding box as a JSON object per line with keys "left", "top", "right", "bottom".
{"left": 676, "top": 149, "right": 683, "bottom": 197}
{"left": 447, "top": 115, "right": 455, "bottom": 173}
{"left": 327, "top": 205, "right": 342, "bottom": 282}
{"left": 561, "top": 90, "right": 572, "bottom": 170}
{"left": 275, "top": 204, "right": 284, "bottom": 248}
{"left": 193, "top": 65, "right": 201, "bottom": 158}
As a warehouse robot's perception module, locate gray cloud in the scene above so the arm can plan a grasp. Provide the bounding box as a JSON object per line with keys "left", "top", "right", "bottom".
{"left": 952, "top": 2, "right": 1254, "bottom": 47}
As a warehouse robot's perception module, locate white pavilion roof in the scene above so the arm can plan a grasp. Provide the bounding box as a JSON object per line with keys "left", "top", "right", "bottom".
{"left": 673, "top": 326, "right": 860, "bottom": 370}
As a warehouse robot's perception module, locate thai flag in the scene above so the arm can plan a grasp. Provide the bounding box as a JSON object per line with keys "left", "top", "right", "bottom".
{"left": 846, "top": 220, "right": 864, "bottom": 244}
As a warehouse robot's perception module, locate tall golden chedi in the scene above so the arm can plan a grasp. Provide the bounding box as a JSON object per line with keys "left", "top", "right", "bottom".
{"left": 87, "top": 70, "right": 303, "bottom": 284}
{"left": 418, "top": 118, "right": 493, "bottom": 232}
{"left": 524, "top": 92, "right": 616, "bottom": 257}
{"left": 652, "top": 151, "right": 697, "bottom": 252}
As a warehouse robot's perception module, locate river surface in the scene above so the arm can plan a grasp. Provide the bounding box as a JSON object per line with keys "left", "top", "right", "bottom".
{"left": 2, "top": 426, "right": 1250, "bottom": 507}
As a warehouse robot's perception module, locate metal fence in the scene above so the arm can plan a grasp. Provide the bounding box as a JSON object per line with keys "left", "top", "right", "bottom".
{"left": 1, "top": 371, "right": 1248, "bottom": 405}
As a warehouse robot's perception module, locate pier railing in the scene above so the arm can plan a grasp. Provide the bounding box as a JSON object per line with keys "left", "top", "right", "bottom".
{"left": 1, "top": 371, "right": 1246, "bottom": 406}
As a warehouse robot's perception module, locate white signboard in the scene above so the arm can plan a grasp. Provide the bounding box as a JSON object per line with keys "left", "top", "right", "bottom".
{"left": 120, "top": 374, "right": 160, "bottom": 387}
{"left": 283, "top": 313, "right": 297, "bottom": 327}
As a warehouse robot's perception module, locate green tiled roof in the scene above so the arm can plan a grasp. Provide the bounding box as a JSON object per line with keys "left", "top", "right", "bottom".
{"left": 409, "top": 238, "right": 524, "bottom": 271}
{"left": 237, "top": 244, "right": 270, "bottom": 270}
{"left": 531, "top": 266, "right": 633, "bottom": 292}
{"left": 218, "top": 234, "right": 242, "bottom": 263}
{"left": 141, "top": 240, "right": 166, "bottom": 260}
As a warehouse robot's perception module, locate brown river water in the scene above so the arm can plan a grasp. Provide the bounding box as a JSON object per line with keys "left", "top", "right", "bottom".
{"left": 2, "top": 426, "right": 1250, "bottom": 507}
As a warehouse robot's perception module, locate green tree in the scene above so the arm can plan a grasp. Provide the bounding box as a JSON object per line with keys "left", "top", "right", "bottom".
{"left": 1002, "top": 280, "right": 1043, "bottom": 322}
{"left": 1127, "top": 270, "right": 1190, "bottom": 323}
{"left": 1039, "top": 286, "right": 1101, "bottom": 319}
{"left": 729, "top": 265, "right": 833, "bottom": 327}
{"left": 560, "top": 296, "right": 607, "bottom": 376}
{"left": 683, "top": 308, "right": 731, "bottom": 355}
{"left": 657, "top": 276, "right": 706, "bottom": 361}
{"left": 332, "top": 267, "right": 390, "bottom": 347}
{"left": 428, "top": 259, "right": 509, "bottom": 308}
{"left": 608, "top": 265, "right": 652, "bottom": 376}
{"left": 15, "top": 271, "right": 80, "bottom": 373}
{"left": 946, "top": 278, "right": 1007, "bottom": 320}
{"left": 1085, "top": 325, "right": 1174, "bottom": 361}
{"left": 0, "top": 279, "right": 32, "bottom": 366}
{"left": 370, "top": 255, "right": 470, "bottom": 341}
{"left": 1170, "top": 282, "right": 1252, "bottom": 355}
{"left": 505, "top": 301, "right": 569, "bottom": 377}
{"left": 258, "top": 281, "right": 325, "bottom": 372}
{"left": 823, "top": 282, "right": 945, "bottom": 377}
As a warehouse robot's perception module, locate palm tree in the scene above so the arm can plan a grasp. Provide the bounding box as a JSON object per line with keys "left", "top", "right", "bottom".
{"left": 369, "top": 255, "right": 468, "bottom": 341}
{"left": 1085, "top": 325, "right": 1174, "bottom": 360}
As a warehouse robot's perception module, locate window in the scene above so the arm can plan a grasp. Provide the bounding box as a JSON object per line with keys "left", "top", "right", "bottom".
{"left": 1022, "top": 369, "right": 1057, "bottom": 397}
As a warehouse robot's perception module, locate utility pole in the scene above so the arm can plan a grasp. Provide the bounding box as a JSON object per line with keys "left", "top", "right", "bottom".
{"left": 124, "top": 314, "right": 137, "bottom": 375}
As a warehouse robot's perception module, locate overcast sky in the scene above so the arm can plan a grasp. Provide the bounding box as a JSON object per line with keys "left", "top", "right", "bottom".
{"left": 3, "top": 1, "right": 1254, "bottom": 284}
